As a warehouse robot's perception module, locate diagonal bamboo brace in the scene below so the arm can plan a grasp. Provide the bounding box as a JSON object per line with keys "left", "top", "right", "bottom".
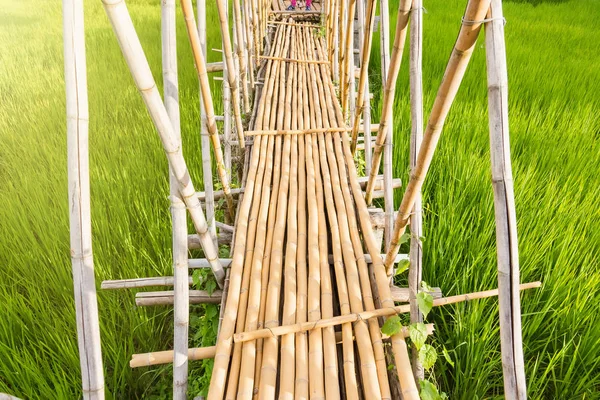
{"left": 233, "top": 282, "right": 542, "bottom": 343}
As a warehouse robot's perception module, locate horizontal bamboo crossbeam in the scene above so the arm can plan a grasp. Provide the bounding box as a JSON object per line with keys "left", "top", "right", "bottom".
{"left": 258, "top": 55, "right": 330, "bottom": 64}
{"left": 233, "top": 282, "right": 542, "bottom": 343}
{"left": 135, "top": 290, "right": 223, "bottom": 306}
{"left": 245, "top": 124, "right": 380, "bottom": 136}
{"left": 129, "top": 324, "right": 435, "bottom": 368}
{"left": 267, "top": 20, "right": 321, "bottom": 28}
{"left": 101, "top": 276, "right": 189, "bottom": 290}
{"left": 206, "top": 61, "right": 224, "bottom": 73}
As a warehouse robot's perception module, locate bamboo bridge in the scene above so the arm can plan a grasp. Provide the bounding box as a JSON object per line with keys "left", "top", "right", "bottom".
{"left": 62, "top": 0, "right": 540, "bottom": 398}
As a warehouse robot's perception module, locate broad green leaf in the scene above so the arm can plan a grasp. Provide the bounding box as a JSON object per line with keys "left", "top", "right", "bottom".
{"left": 419, "top": 379, "right": 441, "bottom": 400}
{"left": 381, "top": 315, "right": 402, "bottom": 336}
{"left": 399, "top": 232, "right": 411, "bottom": 245}
{"left": 206, "top": 279, "right": 217, "bottom": 296}
{"left": 192, "top": 270, "right": 202, "bottom": 288}
{"left": 416, "top": 291, "right": 433, "bottom": 319}
{"left": 442, "top": 346, "right": 455, "bottom": 367}
{"left": 409, "top": 323, "right": 428, "bottom": 350}
{"left": 395, "top": 259, "right": 410, "bottom": 276}
{"left": 418, "top": 343, "right": 437, "bottom": 370}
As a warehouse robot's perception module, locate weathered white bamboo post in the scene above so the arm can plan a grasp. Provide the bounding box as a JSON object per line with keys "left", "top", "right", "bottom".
{"left": 161, "top": 0, "right": 189, "bottom": 396}
{"left": 215, "top": 0, "right": 246, "bottom": 147}
{"left": 408, "top": 0, "right": 424, "bottom": 381}
{"left": 198, "top": 0, "right": 218, "bottom": 246}
{"left": 63, "top": 0, "right": 105, "bottom": 397}
{"left": 485, "top": 1, "right": 527, "bottom": 398}
{"left": 379, "top": 0, "right": 394, "bottom": 251}
{"left": 222, "top": 0, "right": 233, "bottom": 179}
{"left": 101, "top": 0, "right": 225, "bottom": 287}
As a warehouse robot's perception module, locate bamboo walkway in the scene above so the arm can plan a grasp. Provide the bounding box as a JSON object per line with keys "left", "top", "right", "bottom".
{"left": 208, "top": 20, "right": 408, "bottom": 400}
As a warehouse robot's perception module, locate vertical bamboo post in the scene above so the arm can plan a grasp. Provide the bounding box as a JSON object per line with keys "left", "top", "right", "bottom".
{"left": 485, "top": 2, "right": 527, "bottom": 398}
{"left": 232, "top": 0, "right": 251, "bottom": 112}
{"left": 162, "top": 0, "right": 189, "bottom": 396}
{"left": 408, "top": 0, "right": 424, "bottom": 382}
{"left": 63, "top": 0, "right": 104, "bottom": 397}
{"left": 341, "top": 0, "right": 357, "bottom": 116}
{"left": 378, "top": 0, "right": 394, "bottom": 250}
{"left": 215, "top": 0, "right": 246, "bottom": 147}
{"left": 223, "top": 0, "right": 233, "bottom": 180}
{"left": 382, "top": 0, "right": 492, "bottom": 272}
{"left": 102, "top": 0, "right": 225, "bottom": 286}
{"left": 198, "top": 0, "right": 218, "bottom": 246}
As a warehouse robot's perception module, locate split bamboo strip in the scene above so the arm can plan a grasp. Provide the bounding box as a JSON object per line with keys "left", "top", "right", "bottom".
{"left": 63, "top": 0, "right": 104, "bottom": 396}
{"left": 314, "top": 37, "right": 393, "bottom": 399}
{"left": 180, "top": 0, "right": 236, "bottom": 221}
{"left": 382, "top": 0, "right": 492, "bottom": 271}
{"left": 101, "top": 0, "right": 224, "bottom": 286}
{"left": 363, "top": 0, "right": 411, "bottom": 202}
{"left": 322, "top": 69, "right": 418, "bottom": 397}
{"left": 161, "top": 0, "right": 189, "bottom": 395}
{"left": 234, "top": 282, "right": 542, "bottom": 342}
{"left": 485, "top": 1, "right": 527, "bottom": 397}
{"left": 408, "top": 0, "right": 424, "bottom": 381}
{"left": 215, "top": 0, "right": 246, "bottom": 146}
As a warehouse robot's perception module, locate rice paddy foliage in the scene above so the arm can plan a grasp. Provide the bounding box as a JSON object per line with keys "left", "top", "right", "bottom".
{"left": 0, "top": 0, "right": 598, "bottom": 398}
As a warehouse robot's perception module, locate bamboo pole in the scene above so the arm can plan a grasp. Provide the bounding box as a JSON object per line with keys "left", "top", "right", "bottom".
{"left": 348, "top": 0, "right": 376, "bottom": 152}
{"left": 197, "top": 0, "right": 218, "bottom": 246}
{"left": 135, "top": 290, "right": 223, "bottom": 306}
{"left": 161, "top": 0, "right": 189, "bottom": 395}
{"left": 245, "top": 125, "right": 380, "bottom": 135}
{"left": 322, "top": 67, "right": 418, "bottom": 397}
{"left": 234, "top": 282, "right": 542, "bottom": 342}
{"left": 63, "top": 0, "right": 104, "bottom": 397}
{"left": 341, "top": 0, "right": 357, "bottom": 116}
{"left": 407, "top": 0, "right": 425, "bottom": 382}
{"left": 363, "top": 0, "right": 411, "bottom": 207}
{"left": 223, "top": 0, "right": 233, "bottom": 182}
{"left": 215, "top": 0, "right": 246, "bottom": 146}
{"left": 382, "top": 0, "right": 492, "bottom": 272}
{"left": 258, "top": 55, "right": 330, "bottom": 64}
{"left": 129, "top": 324, "right": 434, "bottom": 368}
{"left": 232, "top": 0, "right": 251, "bottom": 112}
{"left": 180, "top": 0, "right": 236, "bottom": 221}
{"left": 314, "top": 36, "right": 393, "bottom": 399}
{"left": 357, "top": 0, "right": 373, "bottom": 174}
{"left": 485, "top": 1, "right": 527, "bottom": 397}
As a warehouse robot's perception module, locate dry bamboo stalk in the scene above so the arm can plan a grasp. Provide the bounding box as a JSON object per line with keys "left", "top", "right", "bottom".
{"left": 205, "top": 125, "right": 262, "bottom": 400}
{"left": 63, "top": 0, "right": 104, "bottom": 396}
{"left": 363, "top": 0, "right": 411, "bottom": 202}
{"left": 234, "top": 282, "right": 542, "bottom": 342}
{"left": 129, "top": 324, "right": 434, "bottom": 368}
{"left": 322, "top": 69, "right": 418, "bottom": 397}
{"left": 102, "top": 0, "right": 227, "bottom": 288}
{"left": 341, "top": 0, "right": 357, "bottom": 116}
{"left": 349, "top": 0, "right": 378, "bottom": 151}
{"left": 180, "top": 0, "right": 236, "bottom": 221}
{"left": 224, "top": 27, "right": 286, "bottom": 399}
{"left": 245, "top": 125, "right": 380, "bottom": 136}
{"left": 312, "top": 41, "right": 382, "bottom": 400}
{"left": 314, "top": 37, "right": 393, "bottom": 399}
{"left": 485, "top": 2, "right": 527, "bottom": 397}
{"left": 382, "top": 0, "right": 492, "bottom": 271}
{"left": 161, "top": 0, "right": 189, "bottom": 394}
{"left": 257, "top": 25, "right": 294, "bottom": 399}
{"left": 408, "top": 0, "right": 424, "bottom": 382}
{"left": 215, "top": 0, "right": 246, "bottom": 146}
{"left": 101, "top": 276, "right": 188, "bottom": 289}
{"left": 278, "top": 28, "right": 299, "bottom": 398}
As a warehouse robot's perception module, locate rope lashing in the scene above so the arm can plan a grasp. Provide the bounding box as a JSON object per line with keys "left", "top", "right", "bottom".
{"left": 461, "top": 16, "right": 507, "bottom": 26}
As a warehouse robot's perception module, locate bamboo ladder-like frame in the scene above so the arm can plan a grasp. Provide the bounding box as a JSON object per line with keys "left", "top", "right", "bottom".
{"left": 65, "top": 0, "right": 532, "bottom": 397}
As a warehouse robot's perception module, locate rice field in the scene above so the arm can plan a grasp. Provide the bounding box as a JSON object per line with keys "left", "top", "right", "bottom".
{"left": 0, "top": 0, "right": 598, "bottom": 398}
